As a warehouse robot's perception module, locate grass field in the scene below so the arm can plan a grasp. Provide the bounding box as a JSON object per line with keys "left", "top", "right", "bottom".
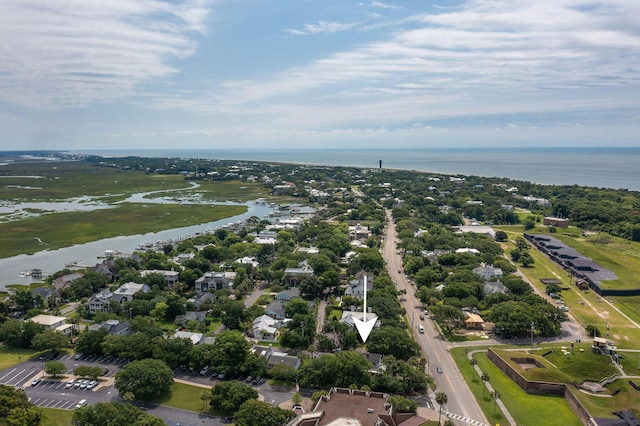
{"left": 494, "top": 225, "right": 640, "bottom": 350}
{"left": 41, "top": 407, "right": 73, "bottom": 426}
{"left": 451, "top": 347, "right": 582, "bottom": 426}
{"left": 0, "top": 344, "right": 38, "bottom": 370}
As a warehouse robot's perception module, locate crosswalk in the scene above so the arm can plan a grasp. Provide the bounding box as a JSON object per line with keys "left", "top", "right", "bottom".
{"left": 444, "top": 410, "right": 489, "bottom": 426}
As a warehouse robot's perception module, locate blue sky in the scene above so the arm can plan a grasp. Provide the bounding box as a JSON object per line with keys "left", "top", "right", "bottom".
{"left": 1, "top": 0, "right": 639, "bottom": 150}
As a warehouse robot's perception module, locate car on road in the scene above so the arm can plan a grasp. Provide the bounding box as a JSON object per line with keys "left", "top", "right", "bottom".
{"left": 31, "top": 378, "right": 41, "bottom": 386}
{"left": 436, "top": 365, "right": 443, "bottom": 374}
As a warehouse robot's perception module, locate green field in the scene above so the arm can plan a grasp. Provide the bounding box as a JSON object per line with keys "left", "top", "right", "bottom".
{"left": 41, "top": 407, "right": 74, "bottom": 426}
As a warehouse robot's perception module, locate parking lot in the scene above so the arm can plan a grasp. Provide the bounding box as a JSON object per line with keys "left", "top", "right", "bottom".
{"left": 0, "top": 352, "right": 124, "bottom": 410}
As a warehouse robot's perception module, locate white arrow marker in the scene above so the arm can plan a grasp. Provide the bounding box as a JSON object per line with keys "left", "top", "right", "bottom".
{"left": 353, "top": 274, "right": 378, "bottom": 342}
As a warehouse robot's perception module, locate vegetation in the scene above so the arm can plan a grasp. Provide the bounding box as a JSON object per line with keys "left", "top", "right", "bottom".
{"left": 0, "top": 384, "right": 43, "bottom": 425}
{"left": 114, "top": 359, "right": 174, "bottom": 401}
{"left": 72, "top": 402, "right": 164, "bottom": 426}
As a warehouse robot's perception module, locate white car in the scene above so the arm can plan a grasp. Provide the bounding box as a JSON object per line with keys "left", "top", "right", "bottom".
{"left": 65, "top": 379, "right": 76, "bottom": 389}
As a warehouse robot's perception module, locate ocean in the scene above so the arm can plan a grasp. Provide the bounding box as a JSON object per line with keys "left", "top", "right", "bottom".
{"left": 74, "top": 147, "right": 640, "bottom": 191}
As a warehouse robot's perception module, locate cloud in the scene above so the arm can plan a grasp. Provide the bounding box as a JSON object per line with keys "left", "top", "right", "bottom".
{"left": 0, "top": 0, "right": 210, "bottom": 109}
{"left": 286, "top": 20, "right": 356, "bottom": 36}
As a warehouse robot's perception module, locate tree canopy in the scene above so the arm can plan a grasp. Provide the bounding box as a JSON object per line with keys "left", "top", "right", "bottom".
{"left": 114, "top": 359, "right": 173, "bottom": 401}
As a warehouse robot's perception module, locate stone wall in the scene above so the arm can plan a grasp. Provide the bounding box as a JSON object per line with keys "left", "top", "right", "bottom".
{"left": 487, "top": 349, "right": 594, "bottom": 426}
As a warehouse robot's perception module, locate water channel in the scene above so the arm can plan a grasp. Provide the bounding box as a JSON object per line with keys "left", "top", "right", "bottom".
{"left": 0, "top": 195, "right": 276, "bottom": 290}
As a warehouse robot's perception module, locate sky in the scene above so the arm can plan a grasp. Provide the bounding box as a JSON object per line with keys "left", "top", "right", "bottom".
{"left": 1, "top": 0, "right": 639, "bottom": 150}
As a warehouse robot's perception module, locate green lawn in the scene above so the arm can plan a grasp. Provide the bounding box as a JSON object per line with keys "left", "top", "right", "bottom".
{"left": 451, "top": 348, "right": 582, "bottom": 426}
{"left": 0, "top": 344, "right": 38, "bottom": 370}
{"left": 41, "top": 407, "right": 74, "bottom": 426}
{"left": 155, "top": 381, "right": 212, "bottom": 413}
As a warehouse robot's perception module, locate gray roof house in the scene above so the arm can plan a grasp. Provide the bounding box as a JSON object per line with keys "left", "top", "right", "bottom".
{"left": 483, "top": 281, "right": 509, "bottom": 295}
{"left": 195, "top": 272, "right": 233, "bottom": 293}
{"left": 88, "top": 282, "right": 150, "bottom": 315}
{"left": 88, "top": 319, "right": 131, "bottom": 336}
{"left": 188, "top": 292, "right": 217, "bottom": 310}
{"left": 175, "top": 311, "right": 207, "bottom": 327}
{"left": 275, "top": 288, "right": 301, "bottom": 301}
{"left": 472, "top": 264, "right": 503, "bottom": 281}
{"left": 265, "top": 299, "right": 287, "bottom": 320}
{"left": 345, "top": 271, "right": 374, "bottom": 300}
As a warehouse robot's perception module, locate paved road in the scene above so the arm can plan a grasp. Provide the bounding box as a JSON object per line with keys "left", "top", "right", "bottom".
{"left": 382, "top": 210, "right": 489, "bottom": 426}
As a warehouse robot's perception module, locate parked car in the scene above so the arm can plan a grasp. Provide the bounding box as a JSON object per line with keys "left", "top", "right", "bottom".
{"left": 31, "top": 378, "right": 41, "bottom": 386}
{"left": 75, "top": 399, "right": 87, "bottom": 409}
{"left": 65, "top": 379, "right": 76, "bottom": 389}
{"left": 74, "top": 353, "right": 83, "bottom": 360}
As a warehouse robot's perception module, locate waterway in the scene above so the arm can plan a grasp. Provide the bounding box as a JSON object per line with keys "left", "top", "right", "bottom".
{"left": 0, "top": 200, "right": 275, "bottom": 290}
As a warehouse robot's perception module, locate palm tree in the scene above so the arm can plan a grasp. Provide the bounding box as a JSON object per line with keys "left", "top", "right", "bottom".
{"left": 481, "top": 372, "right": 490, "bottom": 396}
{"left": 435, "top": 391, "right": 448, "bottom": 425}
{"left": 470, "top": 358, "right": 477, "bottom": 380}
{"left": 491, "top": 390, "right": 501, "bottom": 414}
{"left": 200, "top": 390, "right": 211, "bottom": 411}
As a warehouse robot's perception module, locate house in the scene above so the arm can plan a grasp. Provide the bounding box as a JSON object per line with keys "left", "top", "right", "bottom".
{"left": 172, "top": 330, "right": 204, "bottom": 345}
{"left": 236, "top": 257, "right": 259, "bottom": 267}
{"left": 90, "top": 263, "right": 114, "bottom": 281}
{"left": 344, "top": 271, "right": 374, "bottom": 300}
{"left": 483, "top": 281, "right": 509, "bottom": 295}
{"left": 88, "top": 319, "right": 131, "bottom": 336}
{"left": 140, "top": 269, "right": 180, "bottom": 287}
{"left": 29, "top": 314, "right": 73, "bottom": 337}
{"left": 52, "top": 272, "right": 84, "bottom": 290}
{"left": 111, "top": 282, "right": 150, "bottom": 305}
{"left": 174, "top": 252, "right": 195, "bottom": 264}
{"left": 265, "top": 300, "right": 287, "bottom": 320}
{"left": 296, "top": 246, "right": 320, "bottom": 255}
{"left": 175, "top": 311, "right": 207, "bottom": 328}
{"left": 464, "top": 313, "right": 485, "bottom": 330}
{"left": 455, "top": 247, "right": 480, "bottom": 255}
{"left": 88, "top": 282, "right": 149, "bottom": 315}
{"left": 340, "top": 310, "right": 380, "bottom": 329}
{"left": 275, "top": 288, "right": 301, "bottom": 301}
{"left": 472, "top": 264, "right": 503, "bottom": 281}
{"left": 195, "top": 272, "right": 233, "bottom": 293}
{"left": 454, "top": 225, "right": 497, "bottom": 239}
{"left": 348, "top": 224, "right": 371, "bottom": 242}
{"left": 252, "top": 315, "right": 280, "bottom": 341}
{"left": 250, "top": 344, "right": 302, "bottom": 369}
{"left": 188, "top": 292, "right": 217, "bottom": 310}
{"left": 284, "top": 260, "right": 315, "bottom": 285}
{"left": 32, "top": 287, "right": 59, "bottom": 307}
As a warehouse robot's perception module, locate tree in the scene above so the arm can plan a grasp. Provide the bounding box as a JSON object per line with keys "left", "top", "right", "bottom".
{"left": 435, "top": 391, "right": 448, "bottom": 426}
{"left": 388, "top": 395, "right": 417, "bottom": 413}
{"left": 495, "top": 230, "right": 508, "bottom": 242}
{"left": 233, "top": 400, "right": 295, "bottom": 426}
{"left": 491, "top": 390, "right": 501, "bottom": 414}
{"left": 31, "top": 330, "right": 70, "bottom": 354}
{"left": 285, "top": 298, "right": 310, "bottom": 318}
{"left": 74, "top": 366, "right": 105, "bottom": 379}
{"left": 210, "top": 381, "right": 258, "bottom": 414}
{"left": 72, "top": 401, "right": 164, "bottom": 426}
{"left": 44, "top": 361, "right": 66, "bottom": 378}
{"left": 298, "top": 350, "right": 372, "bottom": 389}
{"left": 221, "top": 300, "right": 246, "bottom": 330}
{"left": 0, "top": 319, "right": 44, "bottom": 348}
{"left": 75, "top": 329, "right": 108, "bottom": 356}
{"left": 481, "top": 373, "right": 490, "bottom": 396}
{"left": 469, "top": 358, "right": 477, "bottom": 380}
{"left": 0, "top": 384, "right": 43, "bottom": 425}
{"left": 114, "top": 359, "right": 173, "bottom": 401}
{"left": 211, "top": 331, "right": 251, "bottom": 375}
{"left": 366, "top": 327, "right": 419, "bottom": 360}
{"left": 269, "top": 363, "right": 297, "bottom": 383}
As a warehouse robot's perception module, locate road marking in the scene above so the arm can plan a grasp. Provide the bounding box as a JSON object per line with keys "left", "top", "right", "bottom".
{"left": 444, "top": 410, "right": 489, "bottom": 426}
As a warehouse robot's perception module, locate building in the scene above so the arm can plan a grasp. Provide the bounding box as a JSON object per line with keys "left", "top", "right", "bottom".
{"left": 140, "top": 269, "right": 180, "bottom": 287}
{"left": 286, "top": 387, "right": 427, "bottom": 426}
{"left": 472, "top": 264, "right": 503, "bottom": 281}
{"left": 88, "top": 282, "right": 150, "bottom": 315}
{"left": 348, "top": 224, "right": 372, "bottom": 242}
{"left": 345, "top": 271, "right": 374, "bottom": 300}
{"left": 543, "top": 217, "right": 570, "bottom": 228}
{"left": 194, "top": 272, "right": 233, "bottom": 293}
{"left": 88, "top": 319, "right": 131, "bottom": 336}
{"left": 29, "top": 314, "right": 73, "bottom": 337}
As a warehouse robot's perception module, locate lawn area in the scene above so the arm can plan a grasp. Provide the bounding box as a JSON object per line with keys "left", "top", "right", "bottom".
{"left": 494, "top": 227, "right": 640, "bottom": 350}
{"left": 41, "top": 407, "right": 73, "bottom": 426}
{"left": 0, "top": 344, "right": 38, "bottom": 370}
{"left": 156, "top": 381, "right": 212, "bottom": 413}
{"left": 451, "top": 347, "right": 582, "bottom": 426}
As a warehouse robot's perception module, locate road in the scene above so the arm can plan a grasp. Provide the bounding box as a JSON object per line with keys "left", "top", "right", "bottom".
{"left": 382, "top": 210, "right": 489, "bottom": 426}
